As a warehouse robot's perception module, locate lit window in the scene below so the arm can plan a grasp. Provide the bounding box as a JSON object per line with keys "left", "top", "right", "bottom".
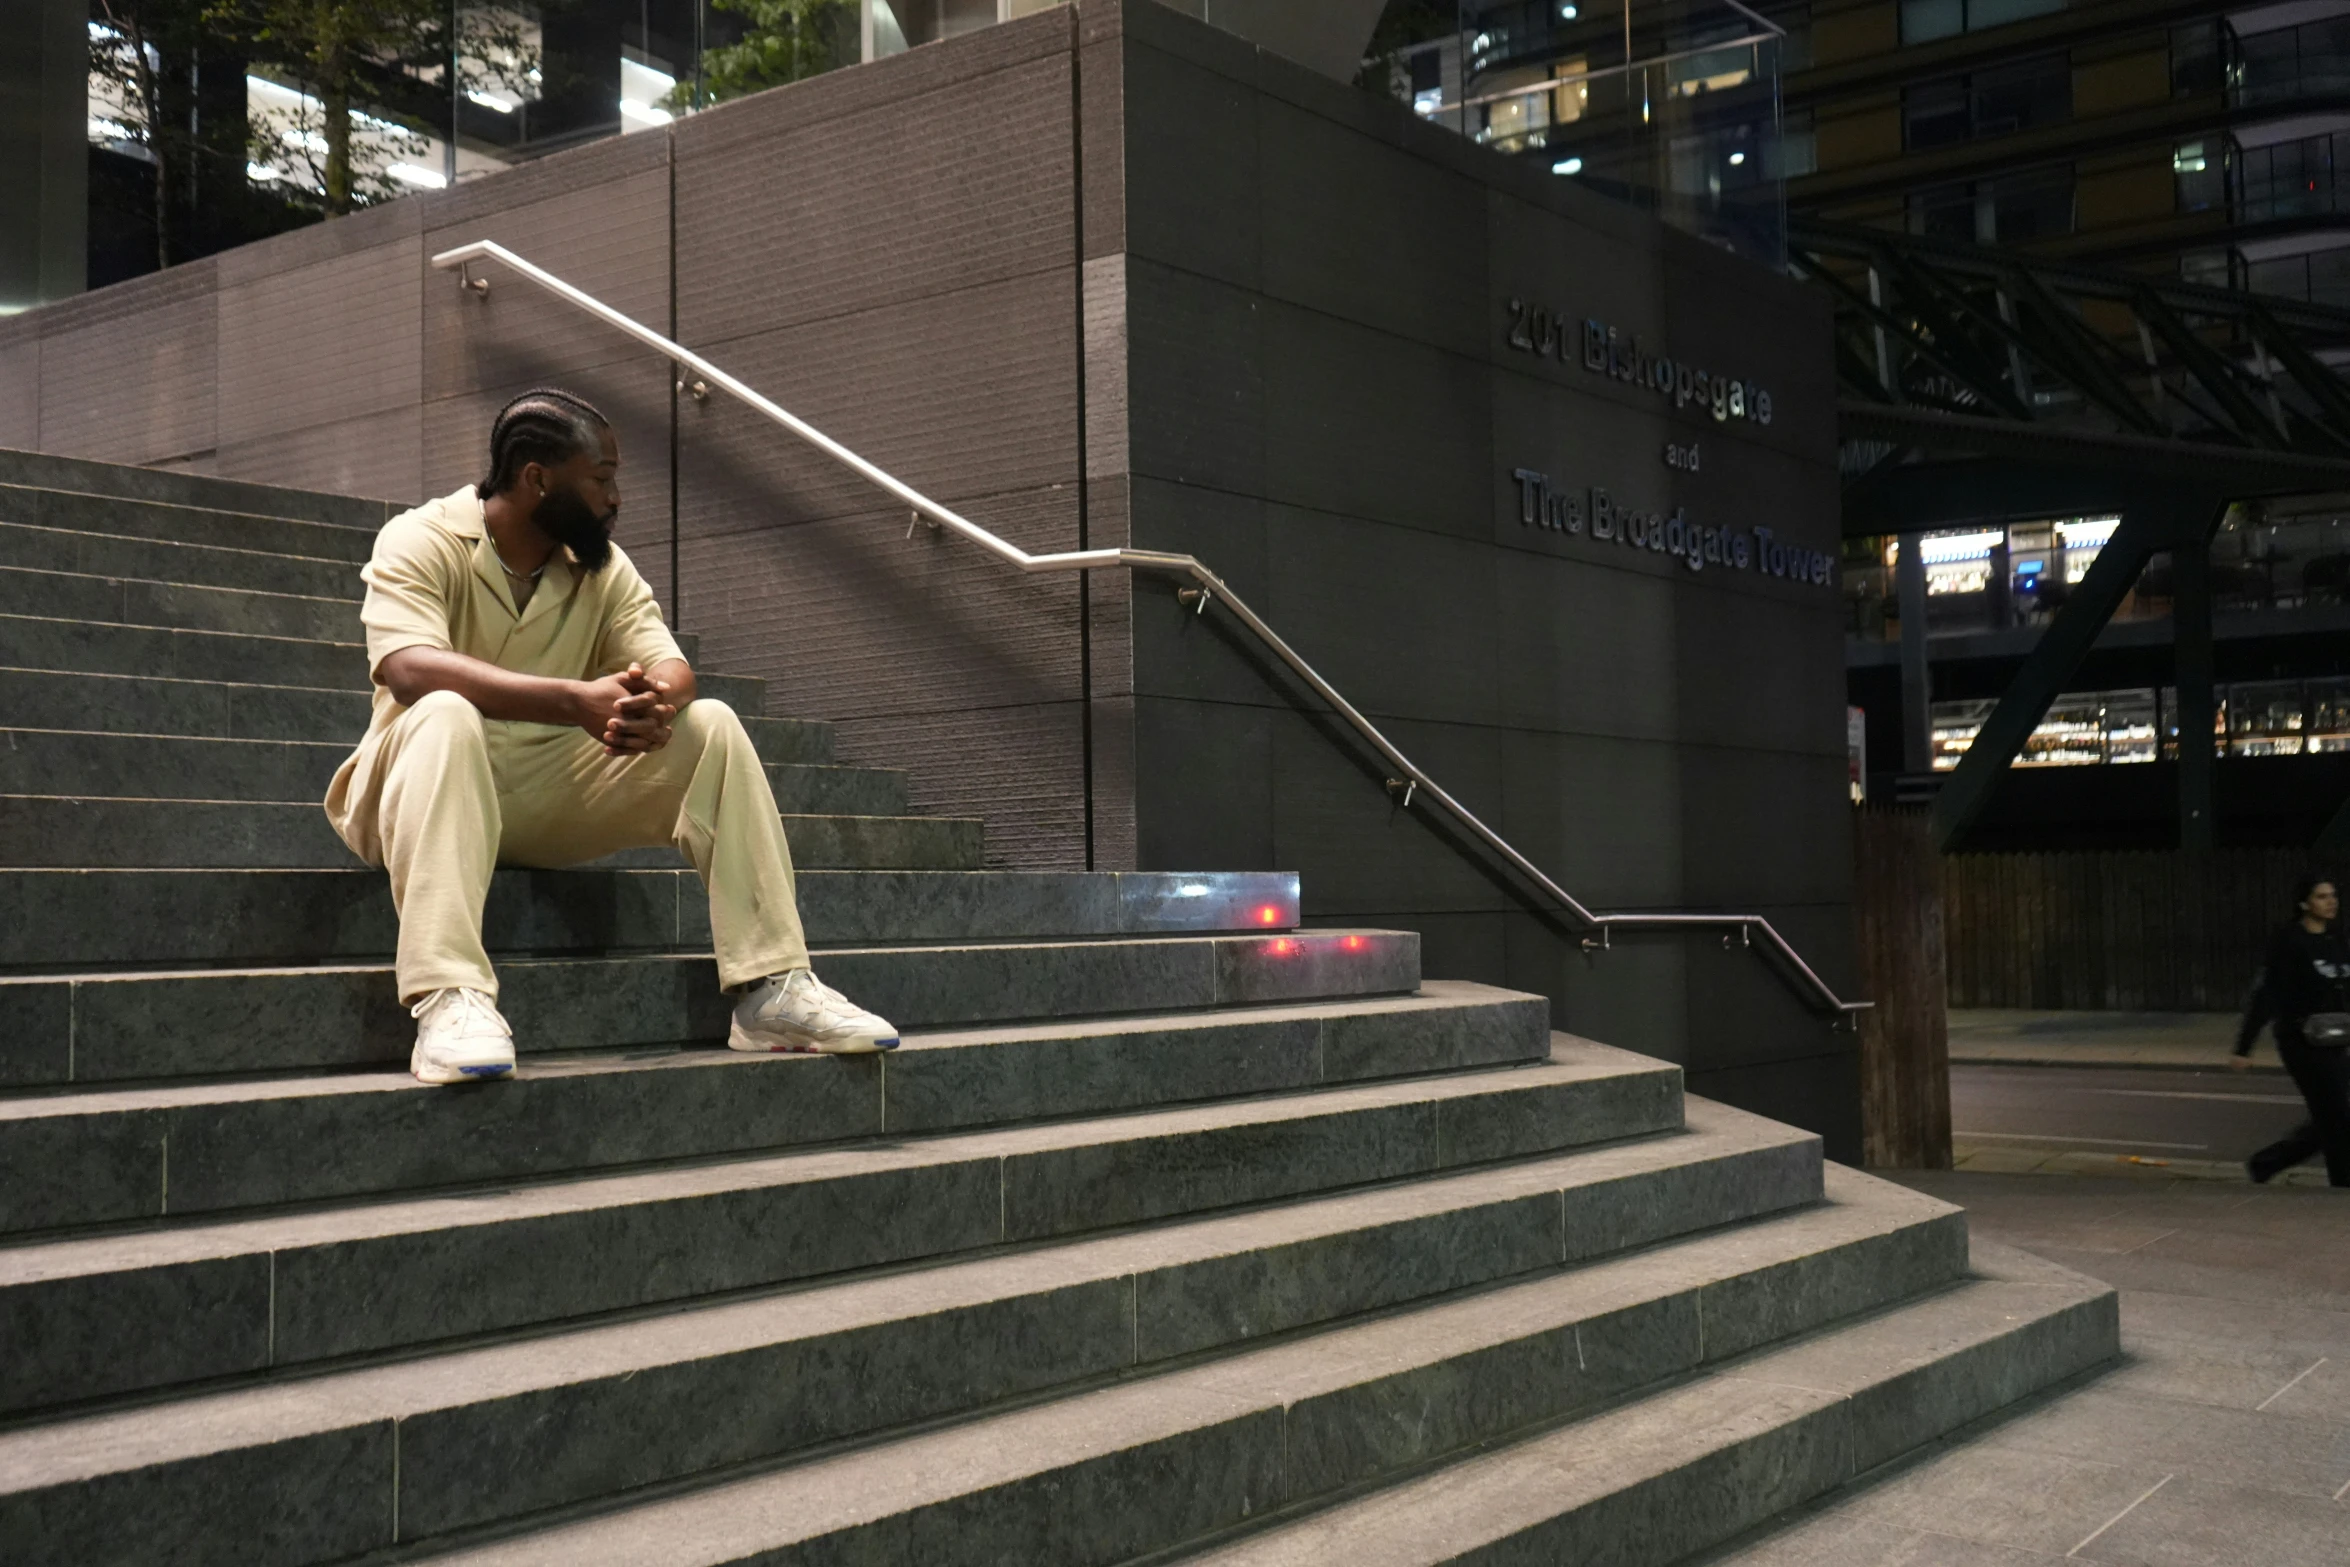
{"left": 2055, "top": 517, "right": 2118, "bottom": 548}
{"left": 620, "top": 55, "right": 676, "bottom": 131}
{"left": 1920, "top": 529, "right": 2004, "bottom": 565}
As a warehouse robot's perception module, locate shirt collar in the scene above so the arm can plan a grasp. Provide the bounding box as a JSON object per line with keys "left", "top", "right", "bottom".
{"left": 439, "top": 484, "right": 487, "bottom": 539}
{"left": 458, "top": 485, "right": 582, "bottom": 622}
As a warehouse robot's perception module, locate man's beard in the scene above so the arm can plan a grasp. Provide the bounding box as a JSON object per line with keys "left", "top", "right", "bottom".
{"left": 537, "top": 487, "right": 617, "bottom": 572}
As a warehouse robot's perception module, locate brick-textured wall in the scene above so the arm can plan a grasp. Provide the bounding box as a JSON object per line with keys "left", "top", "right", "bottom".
{"left": 670, "top": 15, "right": 1099, "bottom": 868}
{"left": 2, "top": 257, "right": 222, "bottom": 468}
{"left": 421, "top": 132, "right": 678, "bottom": 607}
{"left": 0, "top": 8, "right": 1128, "bottom": 869}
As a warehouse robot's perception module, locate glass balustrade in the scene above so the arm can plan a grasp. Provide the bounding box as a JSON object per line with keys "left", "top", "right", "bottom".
{"left": 91, "top": 0, "right": 1788, "bottom": 286}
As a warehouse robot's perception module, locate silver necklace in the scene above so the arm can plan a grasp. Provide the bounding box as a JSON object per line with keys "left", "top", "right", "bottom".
{"left": 495, "top": 551, "right": 546, "bottom": 583}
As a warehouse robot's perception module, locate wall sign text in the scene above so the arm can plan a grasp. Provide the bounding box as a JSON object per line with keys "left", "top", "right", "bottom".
{"left": 1509, "top": 466, "right": 1834, "bottom": 587}
{"left": 1505, "top": 300, "right": 1774, "bottom": 427}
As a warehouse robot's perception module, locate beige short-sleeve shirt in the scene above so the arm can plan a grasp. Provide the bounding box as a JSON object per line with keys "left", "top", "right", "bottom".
{"left": 326, "top": 485, "right": 684, "bottom": 846}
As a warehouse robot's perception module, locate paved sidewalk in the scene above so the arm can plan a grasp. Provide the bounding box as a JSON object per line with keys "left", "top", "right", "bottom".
{"left": 1950, "top": 1138, "right": 2333, "bottom": 1187}
{"left": 1697, "top": 1171, "right": 2350, "bottom": 1567}
{"left": 1949, "top": 1009, "right": 2281, "bottom": 1073}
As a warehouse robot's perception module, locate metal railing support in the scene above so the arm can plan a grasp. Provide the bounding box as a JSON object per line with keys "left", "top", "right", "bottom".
{"left": 431, "top": 239, "right": 1869, "bottom": 1020}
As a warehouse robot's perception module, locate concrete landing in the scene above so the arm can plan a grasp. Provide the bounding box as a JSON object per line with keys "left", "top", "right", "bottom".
{"left": 1695, "top": 1170, "right": 2350, "bottom": 1567}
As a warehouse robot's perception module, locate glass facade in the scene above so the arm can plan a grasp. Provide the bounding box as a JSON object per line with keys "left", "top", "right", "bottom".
{"left": 1373, "top": 0, "right": 1791, "bottom": 267}
{"left": 2165, "top": 13, "right": 2350, "bottom": 310}
{"left": 83, "top": 0, "right": 1789, "bottom": 285}
{"left": 1929, "top": 679, "right": 2350, "bottom": 771}
{"left": 1846, "top": 508, "right": 2350, "bottom": 643}
{"left": 81, "top": 0, "right": 1014, "bottom": 283}
{"left": 1897, "top": 0, "right": 2062, "bottom": 49}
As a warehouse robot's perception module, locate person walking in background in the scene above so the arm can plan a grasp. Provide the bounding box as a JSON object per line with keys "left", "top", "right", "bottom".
{"left": 2237, "top": 874, "right": 2350, "bottom": 1185}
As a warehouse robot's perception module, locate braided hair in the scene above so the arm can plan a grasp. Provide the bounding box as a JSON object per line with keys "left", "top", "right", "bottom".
{"left": 478, "top": 388, "right": 610, "bottom": 498}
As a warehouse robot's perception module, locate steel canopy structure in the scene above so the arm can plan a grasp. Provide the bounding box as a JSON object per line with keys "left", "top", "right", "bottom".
{"left": 1797, "top": 217, "right": 2350, "bottom": 852}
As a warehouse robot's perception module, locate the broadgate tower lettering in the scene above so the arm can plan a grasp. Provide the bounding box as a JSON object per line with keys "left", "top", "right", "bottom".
{"left": 1510, "top": 468, "right": 1835, "bottom": 587}
{"left": 1504, "top": 300, "right": 1774, "bottom": 427}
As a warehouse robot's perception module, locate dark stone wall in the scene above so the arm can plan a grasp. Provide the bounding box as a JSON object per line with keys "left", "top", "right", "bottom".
{"left": 0, "top": 0, "right": 1858, "bottom": 1150}
{"left": 1110, "top": 6, "right": 1859, "bottom": 1156}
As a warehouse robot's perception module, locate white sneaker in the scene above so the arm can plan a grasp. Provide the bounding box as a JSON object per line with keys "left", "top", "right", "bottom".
{"left": 729, "top": 969, "right": 899, "bottom": 1055}
{"left": 409, "top": 988, "right": 517, "bottom": 1084}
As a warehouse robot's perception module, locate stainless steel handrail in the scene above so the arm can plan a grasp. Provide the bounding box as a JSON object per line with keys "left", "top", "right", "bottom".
{"left": 430, "top": 238, "right": 1868, "bottom": 1019}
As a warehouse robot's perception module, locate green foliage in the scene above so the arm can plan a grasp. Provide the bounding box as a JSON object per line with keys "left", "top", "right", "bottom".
{"left": 202, "top": 0, "right": 433, "bottom": 212}
{"left": 685, "top": 0, "right": 854, "bottom": 105}
{"left": 203, "top": 0, "right": 532, "bottom": 216}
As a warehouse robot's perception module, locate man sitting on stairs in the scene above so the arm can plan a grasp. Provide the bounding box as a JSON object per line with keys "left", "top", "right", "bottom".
{"left": 324, "top": 387, "right": 899, "bottom": 1085}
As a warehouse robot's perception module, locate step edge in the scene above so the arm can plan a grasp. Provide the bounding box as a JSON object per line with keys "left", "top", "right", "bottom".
{"left": 121, "top": 1172, "right": 1926, "bottom": 1562}
{"left": 1171, "top": 1266, "right": 2118, "bottom": 1566}
{"left": 0, "top": 516, "right": 374, "bottom": 574}
{"left": 0, "top": 479, "right": 385, "bottom": 538}
{"left": 0, "top": 1054, "right": 1696, "bottom": 1279}
{"left": 0, "top": 1108, "right": 1833, "bottom": 1503}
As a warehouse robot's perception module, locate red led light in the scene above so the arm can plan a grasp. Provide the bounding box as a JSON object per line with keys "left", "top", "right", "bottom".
{"left": 1268, "top": 938, "right": 1297, "bottom": 956}
{"left": 1256, "top": 905, "right": 1282, "bottom": 926}
{"left": 1342, "top": 935, "right": 1365, "bottom": 951}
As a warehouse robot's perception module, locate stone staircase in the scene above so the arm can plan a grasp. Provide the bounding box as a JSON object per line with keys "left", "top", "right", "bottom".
{"left": 0, "top": 449, "right": 2119, "bottom": 1566}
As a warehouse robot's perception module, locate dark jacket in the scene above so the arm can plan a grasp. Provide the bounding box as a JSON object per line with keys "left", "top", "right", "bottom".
{"left": 2237, "top": 921, "right": 2350, "bottom": 1053}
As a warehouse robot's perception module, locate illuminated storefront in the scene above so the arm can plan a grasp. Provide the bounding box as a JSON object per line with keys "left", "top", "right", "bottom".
{"left": 1928, "top": 677, "right": 2350, "bottom": 769}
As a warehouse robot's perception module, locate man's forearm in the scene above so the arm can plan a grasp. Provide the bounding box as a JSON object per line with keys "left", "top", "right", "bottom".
{"left": 649, "top": 657, "right": 697, "bottom": 707}
{"left": 378, "top": 647, "right": 587, "bottom": 727}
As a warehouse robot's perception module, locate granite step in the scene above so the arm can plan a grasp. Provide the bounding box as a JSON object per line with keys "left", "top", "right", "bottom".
{"left": 0, "top": 482, "right": 380, "bottom": 563}
{"left": 0, "top": 667, "right": 370, "bottom": 744}
{"left": 0, "top": 568, "right": 705, "bottom": 664}
{"left": 1176, "top": 1243, "right": 2117, "bottom": 1567}
{"left": 0, "top": 1052, "right": 1719, "bottom": 1415}
{"left": 0, "top": 446, "right": 397, "bottom": 530}
{"left": 0, "top": 616, "right": 759, "bottom": 709}
{"left": 0, "top": 866, "right": 1303, "bottom": 973}
{"left": 0, "top": 728, "right": 903, "bottom": 812}
{"left": 0, "top": 924, "right": 1383, "bottom": 1088}
{"left": 0, "top": 1101, "right": 1845, "bottom": 1567}
{"left": 0, "top": 611, "right": 369, "bottom": 686}
{"left": 0, "top": 563, "right": 359, "bottom": 641}
{"left": 0, "top": 519, "right": 364, "bottom": 601}
{"left": 371, "top": 1210, "right": 2103, "bottom": 1567}
{"left": 0, "top": 984, "right": 1555, "bottom": 1234}
{"left": 0, "top": 797, "right": 971, "bottom": 870}
{"left": 0, "top": 664, "right": 787, "bottom": 751}
{"left": 399, "top": 1165, "right": 1936, "bottom": 1567}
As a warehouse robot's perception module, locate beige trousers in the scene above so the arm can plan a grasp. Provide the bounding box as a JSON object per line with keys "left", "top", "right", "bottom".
{"left": 341, "top": 689, "right": 811, "bottom": 1003}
